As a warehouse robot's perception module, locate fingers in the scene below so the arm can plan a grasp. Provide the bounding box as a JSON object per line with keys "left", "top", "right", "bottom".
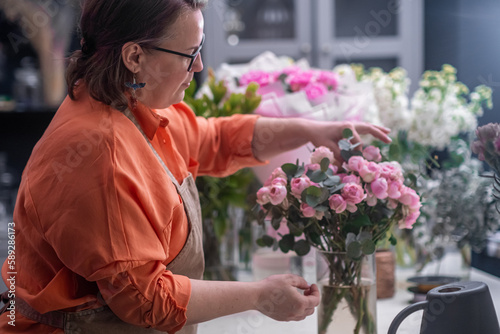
{"left": 354, "top": 123, "right": 392, "bottom": 144}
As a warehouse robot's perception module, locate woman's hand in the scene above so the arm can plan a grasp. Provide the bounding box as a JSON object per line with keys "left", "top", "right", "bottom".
{"left": 187, "top": 274, "right": 319, "bottom": 325}
{"left": 255, "top": 274, "right": 320, "bottom": 321}
{"left": 302, "top": 120, "right": 391, "bottom": 166}
{"left": 252, "top": 117, "right": 392, "bottom": 164}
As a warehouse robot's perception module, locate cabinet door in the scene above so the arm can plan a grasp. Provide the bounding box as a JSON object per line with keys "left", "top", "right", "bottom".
{"left": 315, "top": 0, "right": 423, "bottom": 92}
{"left": 203, "top": 0, "right": 312, "bottom": 70}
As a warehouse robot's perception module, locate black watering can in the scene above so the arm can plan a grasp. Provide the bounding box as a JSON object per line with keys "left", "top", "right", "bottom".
{"left": 388, "top": 281, "right": 500, "bottom": 333}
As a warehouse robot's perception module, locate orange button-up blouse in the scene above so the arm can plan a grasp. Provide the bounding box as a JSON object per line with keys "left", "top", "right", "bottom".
{"left": 0, "top": 85, "right": 264, "bottom": 333}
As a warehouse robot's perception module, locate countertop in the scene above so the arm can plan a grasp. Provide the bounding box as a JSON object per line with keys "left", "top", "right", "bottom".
{"left": 198, "top": 267, "right": 500, "bottom": 334}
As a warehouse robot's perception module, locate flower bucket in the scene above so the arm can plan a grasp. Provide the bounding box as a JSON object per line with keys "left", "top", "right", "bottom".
{"left": 316, "top": 251, "right": 377, "bottom": 334}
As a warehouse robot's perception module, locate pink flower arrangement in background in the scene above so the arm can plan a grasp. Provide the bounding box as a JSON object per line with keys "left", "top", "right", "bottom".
{"left": 239, "top": 66, "right": 339, "bottom": 102}
{"left": 256, "top": 134, "right": 421, "bottom": 258}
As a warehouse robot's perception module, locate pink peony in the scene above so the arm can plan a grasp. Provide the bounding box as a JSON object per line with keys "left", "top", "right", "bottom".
{"left": 370, "top": 177, "right": 388, "bottom": 199}
{"left": 304, "top": 163, "right": 321, "bottom": 173}
{"left": 264, "top": 167, "right": 287, "bottom": 186}
{"left": 379, "top": 162, "right": 404, "bottom": 182}
{"left": 399, "top": 211, "right": 420, "bottom": 229}
{"left": 316, "top": 71, "right": 339, "bottom": 90}
{"left": 398, "top": 186, "right": 421, "bottom": 210}
{"left": 310, "top": 146, "right": 335, "bottom": 165}
{"left": 239, "top": 70, "right": 274, "bottom": 87}
{"left": 286, "top": 70, "right": 315, "bottom": 91}
{"left": 300, "top": 202, "right": 316, "bottom": 218}
{"left": 304, "top": 82, "right": 329, "bottom": 100}
{"left": 387, "top": 180, "right": 403, "bottom": 199}
{"left": 342, "top": 183, "right": 366, "bottom": 205}
{"left": 347, "top": 156, "right": 367, "bottom": 173}
{"left": 291, "top": 176, "right": 312, "bottom": 198}
{"left": 269, "top": 184, "right": 287, "bottom": 205}
{"left": 342, "top": 174, "right": 361, "bottom": 184}
{"left": 366, "top": 193, "right": 378, "bottom": 206}
{"left": 256, "top": 187, "right": 271, "bottom": 205}
{"left": 329, "top": 194, "right": 347, "bottom": 213}
{"left": 271, "top": 177, "right": 287, "bottom": 187}
{"left": 362, "top": 146, "right": 382, "bottom": 162}
{"left": 359, "top": 161, "right": 381, "bottom": 183}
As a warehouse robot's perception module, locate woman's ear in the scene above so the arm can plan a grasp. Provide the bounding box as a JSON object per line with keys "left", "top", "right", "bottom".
{"left": 121, "top": 42, "right": 144, "bottom": 73}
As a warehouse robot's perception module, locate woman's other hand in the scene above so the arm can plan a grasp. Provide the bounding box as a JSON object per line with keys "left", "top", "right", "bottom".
{"left": 255, "top": 274, "right": 320, "bottom": 321}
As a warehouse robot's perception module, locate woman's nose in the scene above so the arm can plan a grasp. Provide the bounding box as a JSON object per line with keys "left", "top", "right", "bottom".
{"left": 192, "top": 53, "right": 203, "bottom": 72}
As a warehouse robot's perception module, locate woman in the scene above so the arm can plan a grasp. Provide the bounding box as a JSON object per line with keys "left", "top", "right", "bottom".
{"left": 0, "top": 0, "right": 391, "bottom": 333}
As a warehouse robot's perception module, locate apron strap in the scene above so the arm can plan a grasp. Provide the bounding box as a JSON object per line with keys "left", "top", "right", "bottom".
{"left": 123, "top": 109, "right": 182, "bottom": 188}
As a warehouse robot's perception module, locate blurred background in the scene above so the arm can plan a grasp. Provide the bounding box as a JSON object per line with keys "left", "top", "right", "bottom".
{"left": 1, "top": 0, "right": 500, "bottom": 290}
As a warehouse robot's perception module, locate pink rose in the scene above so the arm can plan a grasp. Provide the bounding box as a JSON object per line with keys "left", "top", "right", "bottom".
{"left": 269, "top": 184, "right": 287, "bottom": 205}
{"left": 398, "top": 186, "right": 421, "bottom": 210}
{"left": 256, "top": 187, "right": 271, "bottom": 205}
{"left": 347, "top": 156, "right": 367, "bottom": 173}
{"left": 271, "top": 177, "right": 287, "bottom": 187}
{"left": 399, "top": 211, "right": 420, "bottom": 229}
{"left": 342, "top": 183, "right": 366, "bottom": 205}
{"left": 317, "top": 71, "right": 338, "bottom": 90}
{"left": 300, "top": 202, "right": 316, "bottom": 217}
{"left": 291, "top": 176, "right": 312, "bottom": 198}
{"left": 310, "top": 146, "right": 335, "bottom": 165}
{"left": 264, "top": 167, "right": 287, "bottom": 186}
{"left": 387, "top": 180, "right": 403, "bottom": 199}
{"left": 359, "top": 161, "right": 381, "bottom": 183}
{"left": 370, "top": 177, "right": 388, "bottom": 199}
{"left": 304, "top": 82, "right": 329, "bottom": 100}
{"left": 379, "top": 162, "right": 404, "bottom": 182}
{"left": 362, "top": 146, "right": 382, "bottom": 162}
{"left": 366, "top": 193, "right": 378, "bottom": 207}
{"left": 329, "top": 194, "right": 347, "bottom": 213}
{"left": 239, "top": 70, "right": 274, "bottom": 87}
{"left": 305, "top": 163, "right": 321, "bottom": 173}
{"left": 286, "top": 70, "right": 315, "bottom": 91}
{"left": 342, "top": 174, "right": 361, "bottom": 184}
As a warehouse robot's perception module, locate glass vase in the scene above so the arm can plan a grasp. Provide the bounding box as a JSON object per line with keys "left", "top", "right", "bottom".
{"left": 316, "top": 251, "right": 377, "bottom": 334}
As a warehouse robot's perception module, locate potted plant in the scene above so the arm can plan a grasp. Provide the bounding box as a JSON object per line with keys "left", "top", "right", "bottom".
{"left": 184, "top": 70, "right": 261, "bottom": 280}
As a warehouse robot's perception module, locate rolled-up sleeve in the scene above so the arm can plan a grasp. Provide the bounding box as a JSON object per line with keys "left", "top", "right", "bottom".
{"left": 195, "top": 113, "right": 266, "bottom": 177}
{"left": 97, "top": 262, "right": 191, "bottom": 333}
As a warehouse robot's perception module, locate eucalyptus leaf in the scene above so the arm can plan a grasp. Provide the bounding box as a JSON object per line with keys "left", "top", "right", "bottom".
{"left": 257, "top": 235, "right": 275, "bottom": 247}
{"left": 361, "top": 239, "right": 376, "bottom": 255}
{"left": 279, "top": 234, "right": 295, "bottom": 253}
{"left": 320, "top": 157, "right": 330, "bottom": 172}
{"left": 293, "top": 240, "right": 311, "bottom": 256}
{"left": 281, "top": 163, "right": 298, "bottom": 178}
{"left": 308, "top": 170, "right": 328, "bottom": 183}
{"left": 339, "top": 139, "right": 351, "bottom": 151}
{"left": 342, "top": 128, "right": 353, "bottom": 138}
{"left": 357, "top": 231, "right": 372, "bottom": 242}
{"left": 351, "top": 214, "right": 372, "bottom": 228}
{"left": 346, "top": 232, "right": 356, "bottom": 244}
{"left": 346, "top": 241, "right": 362, "bottom": 259}
{"left": 287, "top": 221, "right": 304, "bottom": 237}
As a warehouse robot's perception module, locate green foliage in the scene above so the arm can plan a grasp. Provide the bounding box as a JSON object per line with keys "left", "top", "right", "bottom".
{"left": 184, "top": 69, "right": 261, "bottom": 239}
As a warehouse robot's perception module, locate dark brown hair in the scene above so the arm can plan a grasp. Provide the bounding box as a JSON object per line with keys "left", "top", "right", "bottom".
{"left": 66, "top": 0, "right": 207, "bottom": 111}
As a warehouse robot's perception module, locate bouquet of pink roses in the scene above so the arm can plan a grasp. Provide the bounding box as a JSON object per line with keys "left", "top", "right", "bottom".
{"left": 255, "top": 130, "right": 421, "bottom": 259}
{"left": 255, "top": 130, "right": 421, "bottom": 334}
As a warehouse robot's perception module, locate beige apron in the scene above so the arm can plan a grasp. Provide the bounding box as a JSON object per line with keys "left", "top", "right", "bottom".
{"left": 3, "top": 109, "right": 205, "bottom": 333}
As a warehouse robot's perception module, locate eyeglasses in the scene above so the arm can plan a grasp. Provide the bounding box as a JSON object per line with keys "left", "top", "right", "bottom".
{"left": 152, "top": 34, "right": 205, "bottom": 72}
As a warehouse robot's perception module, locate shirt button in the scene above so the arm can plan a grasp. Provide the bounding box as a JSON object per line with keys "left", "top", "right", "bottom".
{"left": 163, "top": 139, "right": 166, "bottom": 144}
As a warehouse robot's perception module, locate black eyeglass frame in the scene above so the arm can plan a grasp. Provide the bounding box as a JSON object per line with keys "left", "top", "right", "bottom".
{"left": 152, "top": 34, "right": 205, "bottom": 72}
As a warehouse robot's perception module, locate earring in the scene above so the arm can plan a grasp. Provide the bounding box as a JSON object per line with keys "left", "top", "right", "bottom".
{"left": 125, "top": 74, "right": 146, "bottom": 111}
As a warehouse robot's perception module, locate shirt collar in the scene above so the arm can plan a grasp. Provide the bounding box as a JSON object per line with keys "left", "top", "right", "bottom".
{"left": 130, "top": 100, "right": 170, "bottom": 140}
